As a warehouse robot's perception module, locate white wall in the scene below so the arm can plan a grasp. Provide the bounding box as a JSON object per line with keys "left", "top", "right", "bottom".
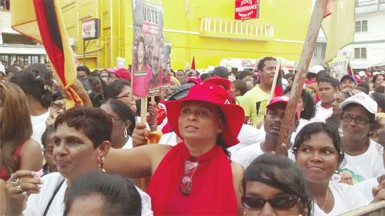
{"left": 339, "top": 11, "right": 385, "bottom": 70}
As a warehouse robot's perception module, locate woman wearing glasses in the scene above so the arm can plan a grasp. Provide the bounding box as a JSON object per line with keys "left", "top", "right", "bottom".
{"left": 100, "top": 99, "right": 136, "bottom": 149}
{"left": 105, "top": 82, "right": 245, "bottom": 215}
{"left": 293, "top": 122, "right": 385, "bottom": 215}
{"left": 339, "top": 92, "right": 385, "bottom": 183}
{"left": 242, "top": 153, "right": 312, "bottom": 216}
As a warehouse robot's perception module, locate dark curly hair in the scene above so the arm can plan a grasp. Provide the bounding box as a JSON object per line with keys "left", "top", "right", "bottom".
{"left": 284, "top": 87, "right": 316, "bottom": 120}
{"left": 292, "top": 122, "right": 344, "bottom": 164}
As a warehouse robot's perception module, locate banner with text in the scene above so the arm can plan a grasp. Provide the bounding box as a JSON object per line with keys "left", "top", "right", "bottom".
{"left": 132, "top": 0, "right": 169, "bottom": 98}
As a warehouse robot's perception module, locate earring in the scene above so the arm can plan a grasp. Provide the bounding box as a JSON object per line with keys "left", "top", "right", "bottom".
{"left": 98, "top": 155, "right": 106, "bottom": 173}
{"left": 124, "top": 128, "right": 128, "bottom": 138}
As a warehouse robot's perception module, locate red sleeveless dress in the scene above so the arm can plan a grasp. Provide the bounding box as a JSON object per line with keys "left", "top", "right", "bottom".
{"left": 147, "top": 143, "right": 238, "bottom": 215}
{"left": 0, "top": 145, "right": 23, "bottom": 180}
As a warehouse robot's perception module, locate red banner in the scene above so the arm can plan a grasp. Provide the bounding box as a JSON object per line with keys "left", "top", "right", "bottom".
{"left": 235, "top": 0, "right": 259, "bottom": 20}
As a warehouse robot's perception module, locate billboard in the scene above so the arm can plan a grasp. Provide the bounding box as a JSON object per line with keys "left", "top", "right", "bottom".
{"left": 132, "top": 0, "right": 170, "bottom": 98}
{"left": 235, "top": 0, "right": 260, "bottom": 20}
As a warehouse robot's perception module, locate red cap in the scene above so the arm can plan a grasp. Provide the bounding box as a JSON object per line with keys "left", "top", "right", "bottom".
{"left": 115, "top": 68, "right": 131, "bottom": 81}
{"left": 266, "top": 95, "right": 301, "bottom": 119}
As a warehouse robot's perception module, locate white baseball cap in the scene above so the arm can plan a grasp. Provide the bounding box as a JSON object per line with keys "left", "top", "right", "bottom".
{"left": 309, "top": 65, "right": 324, "bottom": 74}
{"left": 340, "top": 92, "right": 377, "bottom": 114}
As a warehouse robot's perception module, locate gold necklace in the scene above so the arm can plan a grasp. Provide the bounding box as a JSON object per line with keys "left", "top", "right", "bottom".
{"left": 320, "top": 188, "right": 329, "bottom": 211}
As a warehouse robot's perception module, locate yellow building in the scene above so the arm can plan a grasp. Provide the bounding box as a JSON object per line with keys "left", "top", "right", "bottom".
{"left": 60, "top": 0, "right": 312, "bottom": 70}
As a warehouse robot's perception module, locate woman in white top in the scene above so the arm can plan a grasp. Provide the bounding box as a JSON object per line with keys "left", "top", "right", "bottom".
{"left": 5, "top": 106, "right": 152, "bottom": 216}
{"left": 339, "top": 92, "right": 385, "bottom": 182}
{"left": 293, "top": 122, "right": 385, "bottom": 215}
{"left": 101, "top": 99, "right": 136, "bottom": 149}
{"left": 10, "top": 67, "right": 53, "bottom": 149}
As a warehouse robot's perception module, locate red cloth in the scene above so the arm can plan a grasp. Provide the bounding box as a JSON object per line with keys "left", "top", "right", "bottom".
{"left": 0, "top": 145, "right": 22, "bottom": 180}
{"left": 147, "top": 143, "right": 238, "bottom": 215}
{"left": 156, "top": 102, "right": 167, "bottom": 126}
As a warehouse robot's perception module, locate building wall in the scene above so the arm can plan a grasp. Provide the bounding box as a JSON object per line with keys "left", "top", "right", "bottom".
{"left": 60, "top": 0, "right": 312, "bottom": 69}
{"left": 339, "top": 6, "right": 385, "bottom": 70}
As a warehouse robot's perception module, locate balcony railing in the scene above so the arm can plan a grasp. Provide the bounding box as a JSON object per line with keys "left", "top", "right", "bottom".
{"left": 355, "top": 0, "right": 385, "bottom": 13}
{"left": 200, "top": 17, "right": 274, "bottom": 41}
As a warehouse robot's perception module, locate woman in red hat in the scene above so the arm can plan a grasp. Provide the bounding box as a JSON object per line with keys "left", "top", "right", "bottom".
{"left": 105, "top": 82, "right": 245, "bottom": 215}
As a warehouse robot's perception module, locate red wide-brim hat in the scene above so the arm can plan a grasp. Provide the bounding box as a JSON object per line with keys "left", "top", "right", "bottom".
{"left": 163, "top": 82, "right": 245, "bottom": 147}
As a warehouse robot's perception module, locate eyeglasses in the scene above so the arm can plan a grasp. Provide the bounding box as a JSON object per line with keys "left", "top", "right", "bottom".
{"left": 179, "top": 158, "right": 199, "bottom": 196}
{"left": 341, "top": 113, "right": 370, "bottom": 125}
{"left": 242, "top": 195, "right": 300, "bottom": 210}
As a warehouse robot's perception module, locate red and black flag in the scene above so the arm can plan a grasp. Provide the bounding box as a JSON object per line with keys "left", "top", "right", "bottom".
{"left": 11, "top": 0, "right": 82, "bottom": 105}
{"left": 191, "top": 56, "right": 196, "bottom": 70}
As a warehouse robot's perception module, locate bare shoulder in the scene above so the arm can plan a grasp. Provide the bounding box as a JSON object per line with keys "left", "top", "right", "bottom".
{"left": 231, "top": 161, "right": 245, "bottom": 178}
{"left": 106, "top": 144, "right": 173, "bottom": 177}
{"left": 20, "top": 138, "right": 42, "bottom": 155}
{"left": 20, "top": 138, "right": 43, "bottom": 171}
{"left": 140, "top": 144, "right": 173, "bottom": 172}
{"left": 231, "top": 160, "right": 245, "bottom": 215}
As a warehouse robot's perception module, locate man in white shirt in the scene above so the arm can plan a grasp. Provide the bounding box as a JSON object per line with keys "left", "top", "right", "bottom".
{"left": 233, "top": 95, "right": 300, "bottom": 168}
{"left": 313, "top": 75, "right": 339, "bottom": 121}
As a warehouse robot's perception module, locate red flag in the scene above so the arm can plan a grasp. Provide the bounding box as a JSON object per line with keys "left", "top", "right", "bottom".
{"left": 323, "top": 0, "right": 334, "bottom": 18}
{"left": 274, "top": 69, "right": 283, "bottom": 97}
{"left": 191, "top": 56, "right": 196, "bottom": 70}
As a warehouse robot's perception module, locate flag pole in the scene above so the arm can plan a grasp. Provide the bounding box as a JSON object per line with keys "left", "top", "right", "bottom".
{"left": 275, "top": 0, "right": 328, "bottom": 155}
{"left": 269, "top": 60, "right": 281, "bottom": 100}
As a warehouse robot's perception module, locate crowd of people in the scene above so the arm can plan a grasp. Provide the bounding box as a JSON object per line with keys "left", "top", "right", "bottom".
{"left": 1, "top": 57, "right": 385, "bottom": 215}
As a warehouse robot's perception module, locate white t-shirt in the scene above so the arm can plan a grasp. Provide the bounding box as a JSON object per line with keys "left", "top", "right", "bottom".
{"left": 24, "top": 172, "right": 153, "bottom": 216}
{"left": 339, "top": 139, "right": 385, "bottom": 182}
{"left": 353, "top": 177, "right": 379, "bottom": 200}
{"left": 159, "top": 132, "right": 178, "bottom": 146}
{"left": 121, "top": 137, "right": 133, "bottom": 149}
{"left": 312, "top": 102, "right": 333, "bottom": 122}
{"left": 31, "top": 111, "right": 50, "bottom": 149}
{"left": 313, "top": 181, "right": 369, "bottom": 216}
{"left": 231, "top": 142, "right": 264, "bottom": 168}
{"left": 230, "top": 124, "right": 265, "bottom": 153}
{"left": 232, "top": 142, "right": 296, "bottom": 168}
{"left": 291, "top": 118, "right": 325, "bottom": 144}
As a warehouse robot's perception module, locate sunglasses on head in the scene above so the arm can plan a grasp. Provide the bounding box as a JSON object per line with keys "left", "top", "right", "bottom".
{"left": 242, "top": 195, "right": 300, "bottom": 210}
{"left": 179, "top": 158, "right": 199, "bottom": 196}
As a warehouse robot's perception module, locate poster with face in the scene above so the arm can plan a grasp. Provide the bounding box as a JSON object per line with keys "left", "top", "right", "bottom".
{"left": 132, "top": 0, "right": 166, "bottom": 98}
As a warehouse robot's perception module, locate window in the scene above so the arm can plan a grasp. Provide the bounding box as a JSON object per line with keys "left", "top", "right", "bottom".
{"left": 355, "top": 21, "right": 361, "bottom": 32}
{"left": 321, "top": 45, "right": 326, "bottom": 58}
{"left": 355, "top": 20, "right": 368, "bottom": 32}
{"left": 354, "top": 48, "right": 367, "bottom": 59}
{"left": 313, "top": 46, "right": 319, "bottom": 57}
{"left": 362, "top": 20, "right": 368, "bottom": 32}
